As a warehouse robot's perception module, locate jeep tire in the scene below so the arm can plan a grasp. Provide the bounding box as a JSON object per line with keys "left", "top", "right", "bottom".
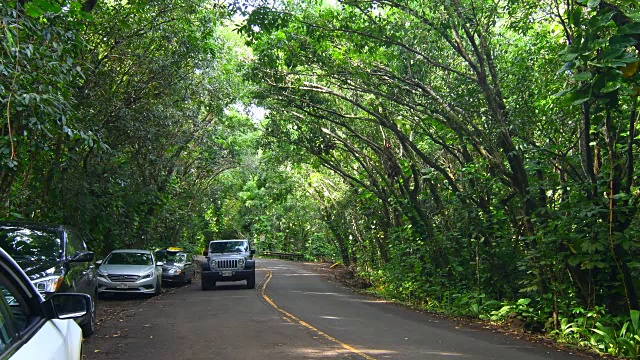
{"left": 246, "top": 271, "right": 256, "bottom": 289}
{"left": 202, "top": 279, "right": 215, "bottom": 291}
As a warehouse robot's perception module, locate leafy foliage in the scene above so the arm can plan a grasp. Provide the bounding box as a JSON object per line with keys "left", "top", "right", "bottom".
{"left": 5, "top": 0, "right": 640, "bottom": 357}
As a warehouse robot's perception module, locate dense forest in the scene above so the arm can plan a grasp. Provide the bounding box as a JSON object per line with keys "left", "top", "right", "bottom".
{"left": 2, "top": 0, "right": 640, "bottom": 356}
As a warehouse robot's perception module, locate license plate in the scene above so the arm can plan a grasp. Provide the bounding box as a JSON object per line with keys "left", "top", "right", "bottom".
{"left": 222, "top": 271, "right": 232, "bottom": 277}
{"left": 117, "top": 283, "right": 128, "bottom": 289}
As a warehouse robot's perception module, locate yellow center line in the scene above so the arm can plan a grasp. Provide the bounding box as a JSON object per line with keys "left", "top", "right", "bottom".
{"left": 258, "top": 268, "right": 376, "bottom": 360}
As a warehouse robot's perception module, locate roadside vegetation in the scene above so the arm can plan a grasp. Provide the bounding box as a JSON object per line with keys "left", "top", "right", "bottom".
{"left": 2, "top": 0, "right": 640, "bottom": 357}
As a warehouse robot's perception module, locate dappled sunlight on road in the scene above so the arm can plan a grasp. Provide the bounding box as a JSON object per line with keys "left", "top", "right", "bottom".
{"left": 279, "top": 273, "right": 324, "bottom": 276}
{"left": 345, "top": 298, "right": 392, "bottom": 304}
{"left": 258, "top": 266, "right": 291, "bottom": 270}
{"left": 285, "top": 346, "right": 469, "bottom": 358}
{"left": 287, "top": 347, "right": 398, "bottom": 358}
{"left": 411, "top": 350, "right": 468, "bottom": 357}
{"left": 291, "top": 290, "right": 350, "bottom": 296}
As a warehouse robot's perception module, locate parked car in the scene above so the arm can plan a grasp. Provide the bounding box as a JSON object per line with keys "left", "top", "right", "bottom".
{"left": 156, "top": 248, "right": 195, "bottom": 286}
{"left": 201, "top": 239, "right": 256, "bottom": 290}
{"left": 0, "top": 246, "right": 90, "bottom": 359}
{"left": 96, "top": 249, "right": 163, "bottom": 296}
{"left": 0, "top": 221, "right": 98, "bottom": 337}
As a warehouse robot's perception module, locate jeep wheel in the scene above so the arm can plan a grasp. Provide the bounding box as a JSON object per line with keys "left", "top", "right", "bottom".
{"left": 246, "top": 272, "right": 256, "bottom": 289}
{"left": 202, "top": 279, "right": 215, "bottom": 290}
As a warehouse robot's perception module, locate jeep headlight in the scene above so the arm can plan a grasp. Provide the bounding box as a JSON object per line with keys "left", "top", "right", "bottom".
{"left": 32, "top": 275, "right": 64, "bottom": 293}
{"left": 209, "top": 260, "right": 217, "bottom": 269}
{"left": 238, "top": 258, "right": 245, "bottom": 268}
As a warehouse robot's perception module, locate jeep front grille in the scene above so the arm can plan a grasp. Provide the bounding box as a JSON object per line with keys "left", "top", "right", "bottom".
{"left": 216, "top": 259, "right": 239, "bottom": 270}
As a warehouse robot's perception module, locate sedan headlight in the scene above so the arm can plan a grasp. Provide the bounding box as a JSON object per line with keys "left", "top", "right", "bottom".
{"left": 168, "top": 268, "right": 182, "bottom": 275}
{"left": 32, "top": 275, "right": 64, "bottom": 293}
{"left": 97, "top": 268, "right": 109, "bottom": 278}
{"left": 140, "top": 271, "right": 154, "bottom": 280}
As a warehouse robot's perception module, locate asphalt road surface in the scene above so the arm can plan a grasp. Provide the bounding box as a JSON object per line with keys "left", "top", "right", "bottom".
{"left": 83, "top": 258, "right": 590, "bottom": 360}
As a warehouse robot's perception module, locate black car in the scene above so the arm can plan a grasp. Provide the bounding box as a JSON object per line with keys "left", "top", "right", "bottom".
{"left": 0, "top": 221, "right": 98, "bottom": 337}
{"left": 156, "top": 247, "right": 196, "bottom": 285}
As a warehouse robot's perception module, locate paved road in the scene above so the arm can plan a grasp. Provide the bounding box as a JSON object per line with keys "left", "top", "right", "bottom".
{"left": 84, "top": 258, "right": 589, "bottom": 359}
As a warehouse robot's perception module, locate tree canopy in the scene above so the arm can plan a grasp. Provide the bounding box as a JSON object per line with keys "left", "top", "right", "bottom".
{"left": 2, "top": 0, "right": 640, "bottom": 356}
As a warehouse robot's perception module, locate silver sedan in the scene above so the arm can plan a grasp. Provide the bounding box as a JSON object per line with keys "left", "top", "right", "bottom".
{"left": 96, "top": 249, "right": 163, "bottom": 296}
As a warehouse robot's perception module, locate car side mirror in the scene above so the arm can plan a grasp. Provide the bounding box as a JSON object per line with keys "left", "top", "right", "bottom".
{"left": 156, "top": 262, "right": 164, "bottom": 266}
{"left": 203, "top": 250, "right": 208, "bottom": 256}
{"left": 95, "top": 260, "right": 103, "bottom": 265}
{"left": 250, "top": 249, "right": 256, "bottom": 255}
{"left": 69, "top": 251, "right": 94, "bottom": 263}
{"left": 47, "top": 293, "right": 91, "bottom": 320}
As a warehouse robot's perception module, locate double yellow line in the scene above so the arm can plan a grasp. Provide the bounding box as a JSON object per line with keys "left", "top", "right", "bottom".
{"left": 259, "top": 269, "right": 376, "bottom": 360}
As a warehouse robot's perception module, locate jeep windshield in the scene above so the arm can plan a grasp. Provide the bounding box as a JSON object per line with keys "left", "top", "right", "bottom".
{"left": 209, "top": 241, "right": 248, "bottom": 254}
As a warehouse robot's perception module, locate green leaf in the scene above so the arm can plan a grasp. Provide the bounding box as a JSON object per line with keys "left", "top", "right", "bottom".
{"left": 568, "top": 256, "right": 581, "bottom": 266}
{"left": 558, "top": 61, "right": 575, "bottom": 74}
{"left": 553, "top": 88, "right": 572, "bottom": 97}
{"left": 629, "top": 11, "right": 640, "bottom": 22}
{"left": 609, "top": 35, "right": 638, "bottom": 48}
{"left": 631, "top": 310, "right": 639, "bottom": 331}
{"left": 24, "top": 3, "right": 46, "bottom": 17}
{"left": 587, "top": 12, "right": 614, "bottom": 31}
{"left": 587, "top": 0, "right": 600, "bottom": 7}
{"left": 601, "top": 47, "right": 626, "bottom": 61}
{"left": 574, "top": 72, "right": 592, "bottom": 81}
{"left": 617, "top": 338, "right": 637, "bottom": 358}
{"left": 517, "top": 298, "right": 531, "bottom": 305}
{"left": 572, "top": 97, "right": 590, "bottom": 105}
{"left": 593, "top": 261, "right": 607, "bottom": 268}
{"left": 601, "top": 82, "right": 621, "bottom": 93}
{"left": 570, "top": 8, "right": 583, "bottom": 27}
{"left": 618, "top": 22, "right": 640, "bottom": 35}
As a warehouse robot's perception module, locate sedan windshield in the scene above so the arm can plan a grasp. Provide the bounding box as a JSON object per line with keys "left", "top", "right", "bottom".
{"left": 209, "top": 241, "right": 248, "bottom": 254}
{"left": 105, "top": 252, "right": 153, "bottom": 265}
{"left": 0, "top": 226, "right": 62, "bottom": 262}
{"left": 165, "top": 253, "right": 186, "bottom": 264}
